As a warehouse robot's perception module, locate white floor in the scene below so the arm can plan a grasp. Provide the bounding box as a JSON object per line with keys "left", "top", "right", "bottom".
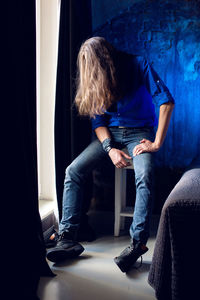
{"left": 38, "top": 212, "right": 158, "bottom": 300}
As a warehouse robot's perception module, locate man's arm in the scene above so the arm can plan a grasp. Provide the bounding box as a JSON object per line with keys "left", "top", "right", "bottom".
{"left": 95, "top": 126, "right": 132, "bottom": 168}
{"left": 94, "top": 126, "right": 111, "bottom": 142}
{"left": 133, "top": 102, "right": 174, "bottom": 156}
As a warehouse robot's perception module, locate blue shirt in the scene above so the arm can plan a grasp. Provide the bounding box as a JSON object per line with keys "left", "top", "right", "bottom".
{"left": 91, "top": 53, "right": 174, "bottom": 130}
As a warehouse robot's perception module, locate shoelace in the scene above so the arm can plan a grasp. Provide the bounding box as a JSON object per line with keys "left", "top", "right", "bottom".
{"left": 128, "top": 244, "right": 134, "bottom": 252}
{"left": 134, "top": 256, "right": 143, "bottom": 269}
{"left": 58, "top": 231, "right": 74, "bottom": 242}
{"left": 57, "top": 232, "right": 66, "bottom": 242}
{"left": 129, "top": 243, "right": 144, "bottom": 269}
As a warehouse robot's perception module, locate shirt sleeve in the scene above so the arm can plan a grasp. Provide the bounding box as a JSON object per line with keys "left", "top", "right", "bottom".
{"left": 140, "top": 58, "right": 175, "bottom": 106}
{"left": 91, "top": 114, "right": 108, "bottom": 130}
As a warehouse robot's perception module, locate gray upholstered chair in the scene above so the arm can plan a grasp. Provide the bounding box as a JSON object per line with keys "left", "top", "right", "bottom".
{"left": 148, "top": 157, "right": 200, "bottom": 300}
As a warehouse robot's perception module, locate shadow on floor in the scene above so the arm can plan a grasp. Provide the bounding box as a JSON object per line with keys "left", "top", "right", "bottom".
{"left": 126, "top": 262, "right": 151, "bottom": 279}
{"left": 52, "top": 254, "right": 93, "bottom": 268}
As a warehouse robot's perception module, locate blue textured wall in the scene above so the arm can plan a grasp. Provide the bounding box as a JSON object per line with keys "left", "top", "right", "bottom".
{"left": 92, "top": 0, "right": 200, "bottom": 168}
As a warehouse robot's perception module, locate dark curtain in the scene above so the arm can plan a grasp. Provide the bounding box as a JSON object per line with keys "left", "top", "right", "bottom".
{"left": 55, "top": 0, "right": 92, "bottom": 220}
{"left": 5, "top": 1, "right": 53, "bottom": 299}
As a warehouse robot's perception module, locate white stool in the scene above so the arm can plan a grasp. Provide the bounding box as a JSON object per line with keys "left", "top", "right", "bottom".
{"left": 114, "top": 149, "right": 134, "bottom": 237}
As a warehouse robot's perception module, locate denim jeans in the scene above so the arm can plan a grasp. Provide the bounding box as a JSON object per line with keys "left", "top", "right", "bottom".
{"left": 59, "top": 127, "right": 155, "bottom": 245}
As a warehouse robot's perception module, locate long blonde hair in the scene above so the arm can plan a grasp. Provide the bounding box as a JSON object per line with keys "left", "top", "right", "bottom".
{"left": 75, "top": 37, "right": 120, "bottom": 118}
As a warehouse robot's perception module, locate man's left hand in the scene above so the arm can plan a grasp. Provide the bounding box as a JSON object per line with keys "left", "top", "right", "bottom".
{"left": 133, "top": 139, "right": 160, "bottom": 156}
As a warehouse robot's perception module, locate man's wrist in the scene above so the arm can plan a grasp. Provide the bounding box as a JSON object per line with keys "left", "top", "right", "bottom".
{"left": 153, "top": 140, "right": 161, "bottom": 150}
{"left": 102, "top": 138, "right": 113, "bottom": 153}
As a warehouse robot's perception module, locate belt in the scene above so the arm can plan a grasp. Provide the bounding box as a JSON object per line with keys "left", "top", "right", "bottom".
{"left": 110, "top": 126, "right": 153, "bottom": 129}
{"left": 110, "top": 126, "right": 130, "bottom": 129}
{"left": 109, "top": 126, "right": 139, "bottom": 129}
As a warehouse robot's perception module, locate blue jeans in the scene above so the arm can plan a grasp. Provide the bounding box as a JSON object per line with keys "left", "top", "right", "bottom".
{"left": 59, "top": 127, "right": 155, "bottom": 245}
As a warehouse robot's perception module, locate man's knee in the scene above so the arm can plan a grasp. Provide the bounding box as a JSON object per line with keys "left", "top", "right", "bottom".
{"left": 64, "top": 162, "right": 86, "bottom": 185}
{"left": 64, "top": 163, "right": 78, "bottom": 184}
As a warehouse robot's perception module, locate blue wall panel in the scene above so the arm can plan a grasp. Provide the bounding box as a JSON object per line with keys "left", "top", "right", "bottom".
{"left": 92, "top": 0, "right": 200, "bottom": 168}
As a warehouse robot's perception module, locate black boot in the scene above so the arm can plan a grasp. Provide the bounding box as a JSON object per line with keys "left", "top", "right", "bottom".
{"left": 114, "top": 240, "right": 148, "bottom": 273}
{"left": 46, "top": 231, "right": 84, "bottom": 263}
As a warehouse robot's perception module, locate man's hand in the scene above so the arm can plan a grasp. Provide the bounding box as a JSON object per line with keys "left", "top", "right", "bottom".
{"left": 133, "top": 139, "right": 160, "bottom": 156}
{"left": 109, "top": 148, "right": 132, "bottom": 168}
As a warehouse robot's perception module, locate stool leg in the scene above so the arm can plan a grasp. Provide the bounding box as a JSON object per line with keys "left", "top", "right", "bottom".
{"left": 120, "top": 169, "right": 127, "bottom": 231}
{"left": 115, "top": 168, "right": 127, "bottom": 236}
{"left": 114, "top": 168, "right": 121, "bottom": 236}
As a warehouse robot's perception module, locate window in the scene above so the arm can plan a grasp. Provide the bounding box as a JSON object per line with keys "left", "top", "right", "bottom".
{"left": 36, "top": 0, "right": 60, "bottom": 220}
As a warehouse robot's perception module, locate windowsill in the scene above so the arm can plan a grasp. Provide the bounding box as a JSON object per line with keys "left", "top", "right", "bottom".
{"left": 39, "top": 199, "right": 55, "bottom": 220}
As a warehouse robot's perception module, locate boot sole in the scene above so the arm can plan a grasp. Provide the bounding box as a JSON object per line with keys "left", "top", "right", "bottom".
{"left": 47, "top": 244, "right": 84, "bottom": 263}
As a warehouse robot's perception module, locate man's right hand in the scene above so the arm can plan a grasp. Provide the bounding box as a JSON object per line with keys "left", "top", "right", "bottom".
{"left": 108, "top": 148, "right": 132, "bottom": 168}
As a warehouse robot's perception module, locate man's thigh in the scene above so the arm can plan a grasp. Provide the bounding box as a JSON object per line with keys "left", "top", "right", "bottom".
{"left": 68, "top": 139, "right": 109, "bottom": 178}
{"left": 125, "top": 129, "right": 155, "bottom": 177}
